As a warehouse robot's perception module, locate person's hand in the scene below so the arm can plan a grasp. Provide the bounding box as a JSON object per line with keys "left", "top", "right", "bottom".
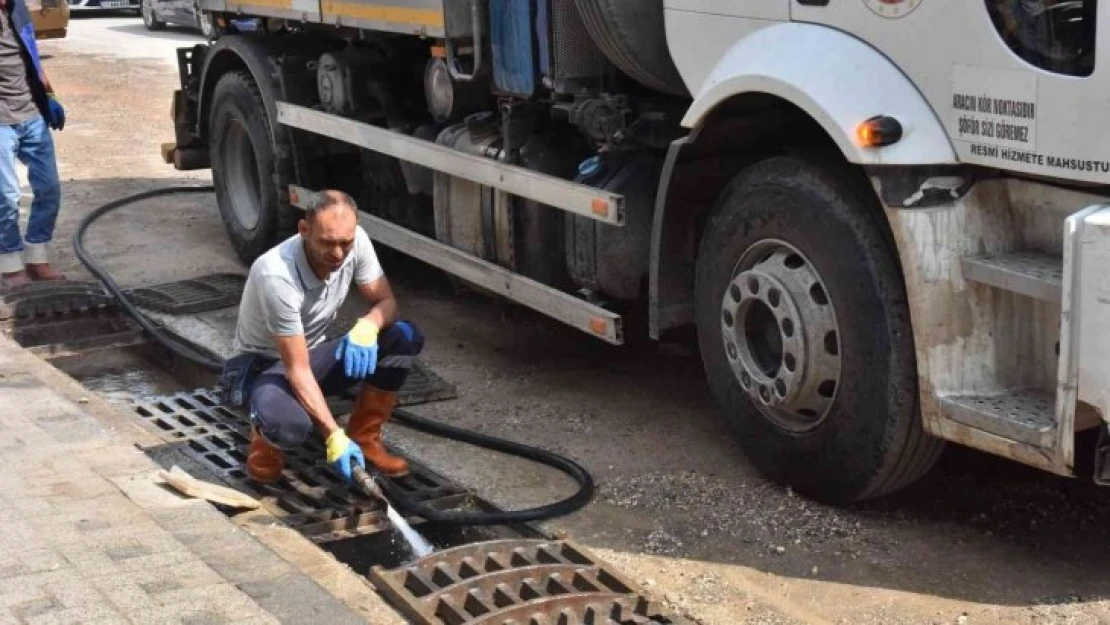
{"left": 325, "top": 429, "right": 365, "bottom": 482}
{"left": 46, "top": 95, "right": 65, "bottom": 131}
{"left": 335, "top": 318, "right": 378, "bottom": 379}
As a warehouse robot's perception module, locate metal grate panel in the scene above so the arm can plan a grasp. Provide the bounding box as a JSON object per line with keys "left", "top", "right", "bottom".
{"left": 0, "top": 280, "right": 116, "bottom": 320}
{"left": 961, "top": 252, "right": 1062, "bottom": 303}
{"left": 370, "top": 539, "right": 691, "bottom": 625}
{"left": 0, "top": 281, "right": 142, "bottom": 357}
{"left": 131, "top": 389, "right": 471, "bottom": 542}
{"left": 940, "top": 389, "right": 1056, "bottom": 447}
{"left": 125, "top": 273, "right": 246, "bottom": 314}
{"left": 332, "top": 359, "right": 457, "bottom": 409}
{"left": 550, "top": 1, "right": 610, "bottom": 91}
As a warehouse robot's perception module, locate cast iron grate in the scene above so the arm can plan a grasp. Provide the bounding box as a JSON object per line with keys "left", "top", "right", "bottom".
{"left": 331, "top": 358, "right": 458, "bottom": 408}
{"left": 131, "top": 389, "right": 471, "bottom": 542}
{"left": 0, "top": 280, "right": 117, "bottom": 320}
{"left": 0, "top": 280, "right": 142, "bottom": 356}
{"left": 369, "top": 539, "right": 690, "bottom": 625}
{"left": 125, "top": 273, "right": 247, "bottom": 314}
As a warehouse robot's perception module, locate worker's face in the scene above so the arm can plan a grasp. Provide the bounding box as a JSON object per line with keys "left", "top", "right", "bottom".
{"left": 299, "top": 206, "right": 357, "bottom": 277}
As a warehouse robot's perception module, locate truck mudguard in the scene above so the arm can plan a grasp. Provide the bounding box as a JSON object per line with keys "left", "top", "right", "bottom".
{"left": 196, "top": 36, "right": 285, "bottom": 141}
{"left": 681, "top": 22, "right": 957, "bottom": 166}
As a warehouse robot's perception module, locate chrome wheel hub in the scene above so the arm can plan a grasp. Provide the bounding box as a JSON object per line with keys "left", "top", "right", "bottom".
{"left": 721, "top": 240, "right": 842, "bottom": 432}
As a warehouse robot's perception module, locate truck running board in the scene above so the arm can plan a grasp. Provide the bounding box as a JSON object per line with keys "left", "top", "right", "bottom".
{"left": 961, "top": 251, "right": 1062, "bottom": 303}
{"left": 276, "top": 102, "right": 625, "bottom": 227}
{"left": 288, "top": 186, "right": 624, "bottom": 345}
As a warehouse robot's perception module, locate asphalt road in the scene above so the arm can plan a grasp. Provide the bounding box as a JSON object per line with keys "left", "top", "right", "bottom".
{"left": 56, "top": 12, "right": 202, "bottom": 63}
{"left": 33, "top": 17, "right": 1110, "bottom": 625}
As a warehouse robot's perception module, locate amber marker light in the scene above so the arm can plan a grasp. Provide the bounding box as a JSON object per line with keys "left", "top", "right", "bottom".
{"left": 856, "top": 115, "right": 903, "bottom": 147}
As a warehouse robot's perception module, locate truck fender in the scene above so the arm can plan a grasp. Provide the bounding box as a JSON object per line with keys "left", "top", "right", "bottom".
{"left": 680, "top": 22, "right": 957, "bottom": 166}
{"left": 195, "top": 35, "right": 285, "bottom": 143}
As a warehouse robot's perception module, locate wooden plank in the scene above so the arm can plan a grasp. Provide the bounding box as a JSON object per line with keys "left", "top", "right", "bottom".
{"left": 159, "top": 465, "right": 261, "bottom": 510}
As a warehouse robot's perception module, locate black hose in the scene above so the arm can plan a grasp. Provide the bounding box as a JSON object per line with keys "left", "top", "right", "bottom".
{"left": 72, "top": 184, "right": 595, "bottom": 526}
{"left": 381, "top": 408, "right": 595, "bottom": 526}
{"left": 73, "top": 186, "right": 224, "bottom": 373}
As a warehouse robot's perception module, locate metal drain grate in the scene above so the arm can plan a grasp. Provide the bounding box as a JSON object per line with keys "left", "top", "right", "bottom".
{"left": 131, "top": 389, "right": 472, "bottom": 542}
{"left": 369, "top": 539, "right": 690, "bottom": 625}
{"left": 331, "top": 359, "right": 457, "bottom": 408}
{"left": 125, "top": 273, "right": 246, "bottom": 314}
{"left": 0, "top": 281, "right": 143, "bottom": 357}
{"left": 0, "top": 280, "right": 116, "bottom": 320}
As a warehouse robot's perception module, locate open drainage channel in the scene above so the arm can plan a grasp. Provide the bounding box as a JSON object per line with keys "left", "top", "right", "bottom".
{"left": 2, "top": 278, "right": 691, "bottom": 625}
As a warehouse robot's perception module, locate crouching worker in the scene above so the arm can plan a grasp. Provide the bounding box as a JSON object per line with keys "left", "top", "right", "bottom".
{"left": 223, "top": 190, "right": 424, "bottom": 484}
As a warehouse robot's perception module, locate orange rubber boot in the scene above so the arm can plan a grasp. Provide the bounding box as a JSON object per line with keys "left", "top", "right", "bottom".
{"left": 347, "top": 386, "right": 409, "bottom": 477}
{"left": 247, "top": 426, "right": 284, "bottom": 483}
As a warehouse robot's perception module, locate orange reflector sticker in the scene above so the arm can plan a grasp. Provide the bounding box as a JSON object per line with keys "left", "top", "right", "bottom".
{"left": 431, "top": 45, "right": 447, "bottom": 58}
{"left": 591, "top": 199, "right": 609, "bottom": 217}
{"left": 589, "top": 318, "right": 607, "bottom": 335}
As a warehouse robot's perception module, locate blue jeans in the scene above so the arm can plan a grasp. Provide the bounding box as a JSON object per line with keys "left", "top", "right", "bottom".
{"left": 0, "top": 116, "right": 61, "bottom": 274}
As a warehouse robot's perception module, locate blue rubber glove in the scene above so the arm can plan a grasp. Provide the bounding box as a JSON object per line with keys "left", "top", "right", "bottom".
{"left": 335, "top": 318, "right": 378, "bottom": 379}
{"left": 46, "top": 96, "right": 65, "bottom": 131}
{"left": 325, "top": 429, "right": 365, "bottom": 483}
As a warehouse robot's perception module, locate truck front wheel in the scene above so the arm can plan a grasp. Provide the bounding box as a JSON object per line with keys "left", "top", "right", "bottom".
{"left": 209, "top": 71, "right": 289, "bottom": 265}
{"left": 694, "top": 156, "right": 943, "bottom": 504}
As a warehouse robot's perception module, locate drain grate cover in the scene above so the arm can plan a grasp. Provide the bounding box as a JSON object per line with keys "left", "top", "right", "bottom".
{"left": 0, "top": 281, "right": 142, "bottom": 357}
{"left": 125, "top": 273, "right": 246, "bottom": 314}
{"left": 331, "top": 359, "right": 457, "bottom": 408}
{"left": 131, "top": 389, "right": 472, "bottom": 542}
{"left": 0, "top": 280, "right": 116, "bottom": 320}
{"left": 369, "top": 539, "right": 690, "bottom": 625}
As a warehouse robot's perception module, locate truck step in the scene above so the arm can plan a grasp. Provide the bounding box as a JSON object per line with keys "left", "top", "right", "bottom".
{"left": 961, "top": 251, "right": 1062, "bottom": 303}
{"left": 939, "top": 390, "right": 1056, "bottom": 447}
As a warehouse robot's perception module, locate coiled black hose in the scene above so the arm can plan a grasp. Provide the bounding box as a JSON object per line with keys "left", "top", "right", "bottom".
{"left": 73, "top": 186, "right": 224, "bottom": 373}
{"left": 72, "top": 185, "right": 595, "bottom": 526}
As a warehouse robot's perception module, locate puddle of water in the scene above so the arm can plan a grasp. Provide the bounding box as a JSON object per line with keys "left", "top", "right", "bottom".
{"left": 79, "top": 367, "right": 172, "bottom": 405}
{"left": 53, "top": 346, "right": 189, "bottom": 406}
{"left": 386, "top": 504, "right": 435, "bottom": 558}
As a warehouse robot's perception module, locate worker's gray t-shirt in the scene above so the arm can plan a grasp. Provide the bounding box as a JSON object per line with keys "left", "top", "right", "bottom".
{"left": 0, "top": 10, "right": 38, "bottom": 126}
{"left": 234, "top": 227, "right": 384, "bottom": 359}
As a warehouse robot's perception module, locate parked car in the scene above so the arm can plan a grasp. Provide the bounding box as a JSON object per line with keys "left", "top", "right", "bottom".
{"left": 69, "top": 0, "right": 140, "bottom": 14}
{"left": 28, "top": 0, "right": 69, "bottom": 39}
{"left": 141, "top": 0, "right": 215, "bottom": 38}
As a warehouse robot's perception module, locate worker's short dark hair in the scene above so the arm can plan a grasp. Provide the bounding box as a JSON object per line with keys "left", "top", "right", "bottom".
{"left": 305, "top": 189, "right": 357, "bottom": 222}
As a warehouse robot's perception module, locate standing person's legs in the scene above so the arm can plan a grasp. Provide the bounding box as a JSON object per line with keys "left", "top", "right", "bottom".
{"left": 17, "top": 116, "right": 63, "bottom": 281}
{"left": 0, "top": 123, "right": 26, "bottom": 286}
{"left": 347, "top": 321, "right": 425, "bottom": 476}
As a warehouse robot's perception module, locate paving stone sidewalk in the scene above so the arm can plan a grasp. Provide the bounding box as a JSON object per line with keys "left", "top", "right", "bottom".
{"left": 0, "top": 335, "right": 372, "bottom": 625}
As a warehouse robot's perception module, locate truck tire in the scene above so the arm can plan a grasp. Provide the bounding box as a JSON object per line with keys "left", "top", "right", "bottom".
{"left": 209, "top": 71, "right": 291, "bottom": 265}
{"left": 573, "top": 0, "right": 688, "bottom": 97}
{"left": 694, "top": 156, "right": 943, "bottom": 503}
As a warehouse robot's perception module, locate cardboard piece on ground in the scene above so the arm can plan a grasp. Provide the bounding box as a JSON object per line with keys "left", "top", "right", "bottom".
{"left": 158, "top": 465, "right": 261, "bottom": 510}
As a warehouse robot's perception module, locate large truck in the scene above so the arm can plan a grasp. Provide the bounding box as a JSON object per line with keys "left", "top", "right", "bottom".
{"left": 164, "top": 0, "right": 1110, "bottom": 504}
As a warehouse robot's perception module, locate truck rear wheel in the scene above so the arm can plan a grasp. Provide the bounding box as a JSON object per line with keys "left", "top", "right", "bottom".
{"left": 209, "top": 71, "right": 291, "bottom": 265}
{"left": 694, "top": 156, "right": 943, "bottom": 503}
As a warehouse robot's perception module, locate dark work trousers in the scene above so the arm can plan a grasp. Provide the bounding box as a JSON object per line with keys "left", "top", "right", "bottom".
{"left": 248, "top": 321, "right": 424, "bottom": 449}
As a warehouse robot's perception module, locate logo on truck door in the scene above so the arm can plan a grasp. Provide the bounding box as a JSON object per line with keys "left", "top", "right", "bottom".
{"left": 863, "top": 0, "right": 922, "bottom": 18}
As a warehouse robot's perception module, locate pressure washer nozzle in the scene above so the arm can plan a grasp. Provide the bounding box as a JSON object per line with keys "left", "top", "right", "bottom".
{"left": 352, "top": 465, "right": 385, "bottom": 501}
